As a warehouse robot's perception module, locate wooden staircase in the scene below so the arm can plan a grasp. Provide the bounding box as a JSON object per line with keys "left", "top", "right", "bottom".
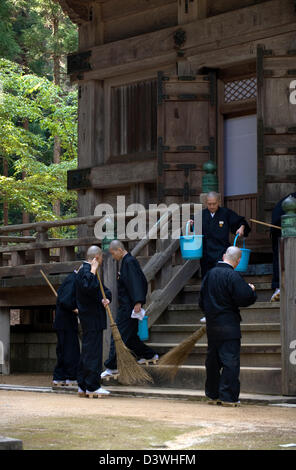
{"left": 145, "top": 269, "right": 282, "bottom": 395}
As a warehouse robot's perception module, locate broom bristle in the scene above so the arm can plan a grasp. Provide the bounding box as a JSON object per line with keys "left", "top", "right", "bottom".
{"left": 111, "top": 324, "right": 153, "bottom": 385}
{"left": 157, "top": 326, "right": 206, "bottom": 381}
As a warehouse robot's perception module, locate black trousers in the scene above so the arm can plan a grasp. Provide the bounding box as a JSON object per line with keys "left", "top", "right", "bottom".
{"left": 205, "top": 338, "right": 241, "bottom": 403}
{"left": 53, "top": 329, "right": 80, "bottom": 381}
{"left": 272, "top": 234, "right": 280, "bottom": 289}
{"left": 104, "top": 317, "right": 155, "bottom": 370}
{"left": 200, "top": 257, "right": 219, "bottom": 278}
{"left": 77, "top": 330, "right": 103, "bottom": 392}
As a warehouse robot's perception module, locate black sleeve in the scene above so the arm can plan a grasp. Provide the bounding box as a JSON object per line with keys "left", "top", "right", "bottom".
{"left": 77, "top": 267, "right": 101, "bottom": 301}
{"left": 124, "top": 259, "right": 147, "bottom": 306}
{"left": 230, "top": 273, "right": 257, "bottom": 308}
{"left": 227, "top": 208, "right": 251, "bottom": 237}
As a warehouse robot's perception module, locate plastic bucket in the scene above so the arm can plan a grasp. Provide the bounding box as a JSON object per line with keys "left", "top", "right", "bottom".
{"left": 233, "top": 234, "right": 251, "bottom": 272}
{"left": 180, "top": 221, "right": 204, "bottom": 260}
{"left": 138, "top": 316, "right": 149, "bottom": 341}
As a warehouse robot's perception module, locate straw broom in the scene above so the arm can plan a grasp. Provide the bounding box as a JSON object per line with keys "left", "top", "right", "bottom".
{"left": 157, "top": 325, "right": 207, "bottom": 381}
{"left": 96, "top": 270, "right": 153, "bottom": 386}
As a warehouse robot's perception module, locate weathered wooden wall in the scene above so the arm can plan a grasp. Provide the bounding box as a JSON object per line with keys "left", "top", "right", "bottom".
{"left": 63, "top": 0, "right": 296, "bottom": 241}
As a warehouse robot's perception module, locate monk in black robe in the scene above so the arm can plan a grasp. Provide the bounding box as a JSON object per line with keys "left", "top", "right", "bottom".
{"left": 199, "top": 247, "right": 257, "bottom": 406}
{"left": 102, "top": 240, "right": 158, "bottom": 379}
{"left": 270, "top": 192, "right": 296, "bottom": 302}
{"left": 75, "top": 246, "right": 112, "bottom": 398}
{"left": 198, "top": 192, "right": 251, "bottom": 278}
{"left": 53, "top": 270, "right": 80, "bottom": 386}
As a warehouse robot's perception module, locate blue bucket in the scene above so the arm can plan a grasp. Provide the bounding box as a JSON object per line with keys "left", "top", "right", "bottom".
{"left": 180, "top": 221, "right": 203, "bottom": 260}
{"left": 138, "top": 316, "right": 149, "bottom": 341}
{"left": 233, "top": 234, "right": 251, "bottom": 272}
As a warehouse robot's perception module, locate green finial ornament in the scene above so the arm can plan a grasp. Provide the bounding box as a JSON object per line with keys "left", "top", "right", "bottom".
{"left": 281, "top": 195, "right": 296, "bottom": 237}
{"left": 202, "top": 160, "right": 218, "bottom": 193}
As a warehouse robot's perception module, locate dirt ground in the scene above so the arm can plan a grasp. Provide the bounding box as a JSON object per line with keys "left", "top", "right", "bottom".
{"left": 1, "top": 383, "right": 296, "bottom": 450}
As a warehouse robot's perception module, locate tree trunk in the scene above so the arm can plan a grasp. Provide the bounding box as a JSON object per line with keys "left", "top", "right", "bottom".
{"left": 53, "top": 15, "right": 61, "bottom": 217}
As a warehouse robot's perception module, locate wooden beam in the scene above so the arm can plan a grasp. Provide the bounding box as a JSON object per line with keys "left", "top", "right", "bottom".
{"left": 71, "top": 0, "right": 296, "bottom": 81}
{"left": 280, "top": 237, "right": 296, "bottom": 395}
{"left": 146, "top": 259, "right": 200, "bottom": 327}
{"left": 89, "top": 159, "right": 157, "bottom": 189}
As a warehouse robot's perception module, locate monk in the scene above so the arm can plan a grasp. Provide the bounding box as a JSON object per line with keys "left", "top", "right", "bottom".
{"left": 52, "top": 269, "right": 80, "bottom": 387}
{"left": 101, "top": 240, "right": 158, "bottom": 380}
{"left": 75, "top": 246, "right": 112, "bottom": 398}
{"left": 199, "top": 247, "right": 257, "bottom": 406}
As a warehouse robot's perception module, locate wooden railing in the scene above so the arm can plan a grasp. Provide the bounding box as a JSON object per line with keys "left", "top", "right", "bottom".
{"left": 0, "top": 208, "right": 200, "bottom": 327}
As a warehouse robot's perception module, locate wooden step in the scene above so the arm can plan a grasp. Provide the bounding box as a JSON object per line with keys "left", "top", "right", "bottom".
{"left": 159, "top": 302, "right": 280, "bottom": 324}
{"left": 179, "top": 282, "right": 274, "bottom": 302}
{"left": 150, "top": 323, "right": 280, "bottom": 344}
{"left": 148, "top": 342, "right": 281, "bottom": 367}
{"left": 143, "top": 365, "right": 282, "bottom": 395}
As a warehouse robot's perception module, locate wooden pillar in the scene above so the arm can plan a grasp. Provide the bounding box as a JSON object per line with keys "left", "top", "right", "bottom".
{"left": 102, "top": 252, "right": 118, "bottom": 363}
{"left": 280, "top": 237, "right": 296, "bottom": 396}
{"left": 0, "top": 307, "right": 10, "bottom": 375}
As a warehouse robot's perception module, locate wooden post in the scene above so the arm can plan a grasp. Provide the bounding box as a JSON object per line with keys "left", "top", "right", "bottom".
{"left": 0, "top": 307, "right": 10, "bottom": 374}
{"left": 102, "top": 252, "right": 118, "bottom": 363}
{"left": 280, "top": 237, "right": 296, "bottom": 395}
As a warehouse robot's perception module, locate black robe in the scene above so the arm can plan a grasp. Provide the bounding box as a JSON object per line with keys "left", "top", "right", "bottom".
{"left": 75, "top": 262, "right": 112, "bottom": 332}
{"left": 53, "top": 271, "right": 78, "bottom": 331}
{"left": 117, "top": 252, "right": 148, "bottom": 321}
{"left": 201, "top": 206, "right": 251, "bottom": 275}
{"left": 199, "top": 262, "right": 257, "bottom": 341}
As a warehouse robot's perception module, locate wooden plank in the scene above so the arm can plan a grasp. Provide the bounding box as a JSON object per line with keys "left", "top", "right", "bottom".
{"left": 0, "top": 261, "right": 82, "bottom": 279}
{"left": 73, "top": 0, "right": 296, "bottom": 81}
{"left": 90, "top": 159, "right": 157, "bottom": 189}
{"left": 146, "top": 259, "right": 200, "bottom": 327}
{"left": 102, "top": 0, "right": 176, "bottom": 22}
{"left": 280, "top": 237, "right": 296, "bottom": 395}
{"left": 104, "top": 3, "right": 177, "bottom": 43}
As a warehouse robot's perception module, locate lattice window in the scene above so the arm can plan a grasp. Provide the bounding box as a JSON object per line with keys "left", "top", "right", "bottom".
{"left": 224, "top": 77, "right": 257, "bottom": 103}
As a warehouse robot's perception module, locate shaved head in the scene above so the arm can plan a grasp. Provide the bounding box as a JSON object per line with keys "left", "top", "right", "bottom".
{"left": 224, "top": 246, "right": 242, "bottom": 264}
{"left": 86, "top": 245, "right": 102, "bottom": 261}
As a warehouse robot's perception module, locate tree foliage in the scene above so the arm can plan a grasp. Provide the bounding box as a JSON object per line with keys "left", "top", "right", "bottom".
{"left": 0, "top": 58, "right": 78, "bottom": 221}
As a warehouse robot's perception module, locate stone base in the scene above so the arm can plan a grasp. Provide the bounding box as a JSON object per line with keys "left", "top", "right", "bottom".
{"left": 0, "top": 436, "right": 23, "bottom": 450}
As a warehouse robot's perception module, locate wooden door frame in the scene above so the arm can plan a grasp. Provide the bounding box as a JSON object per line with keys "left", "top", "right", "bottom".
{"left": 217, "top": 72, "right": 257, "bottom": 204}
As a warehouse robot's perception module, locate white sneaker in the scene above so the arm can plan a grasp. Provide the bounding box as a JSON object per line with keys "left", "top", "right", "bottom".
{"left": 52, "top": 380, "right": 65, "bottom": 386}
{"left": 66, "top": 380, "right": 77, "bottom": 386}
{"left": 101, "top": 369, "right": 119, "bottom": 379}
{"left": 200, "top": 317, "right": 206, "bottom": 323}
{"left": 221, "top": 400, "right": 241, "bottom": 407}
{"left": 78, "top": 387, "right": 86, "bottom": 397}
{"left": 86, "top": 387, "right": 110, "bottom": 398}
{"left": 270, "top": 288, "right": 280, "bottom": 302}
{"left": 137, "top": 354, "right": 159, "bottom": 365}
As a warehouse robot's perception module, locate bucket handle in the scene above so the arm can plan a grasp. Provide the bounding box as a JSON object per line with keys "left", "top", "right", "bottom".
{"left": 185, "top": 220, "right": 196, "bottom": 237}
{"left": 233, "top": 234, "right": 246, "bottom": 249}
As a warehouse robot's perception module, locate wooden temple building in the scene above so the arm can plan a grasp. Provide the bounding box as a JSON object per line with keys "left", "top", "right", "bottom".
{"left": 1, "top": 0, "right": 296, "bottom": 395}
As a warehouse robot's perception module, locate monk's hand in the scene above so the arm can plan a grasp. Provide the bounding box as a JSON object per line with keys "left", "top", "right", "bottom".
{"left": 102, "top": 299, "right": 110, "bottom": 308}
{"left": 236, "top": 225, "right": 245, "bottom": 237}
{"left": 73, "top": 308, "right": 79, "bottom": 314}
{"left": 91, "top": 257, "right": 99, "bottom": 274}
{"left": 134, "top": 303, "right": 142, "bottom": 313}
{"left": 248, "top": 283, "right": 256, "bottom": 291}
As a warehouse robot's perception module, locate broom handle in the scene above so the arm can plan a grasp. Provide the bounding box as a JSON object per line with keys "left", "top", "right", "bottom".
{"left": 250, "top": 219, "right": 281, "bottom": 230}
{"left": 40, "top": 269, "right": 58, "bottom": 297}
{"left": 96, "top": 270, "right": 116, "bottom": 326}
